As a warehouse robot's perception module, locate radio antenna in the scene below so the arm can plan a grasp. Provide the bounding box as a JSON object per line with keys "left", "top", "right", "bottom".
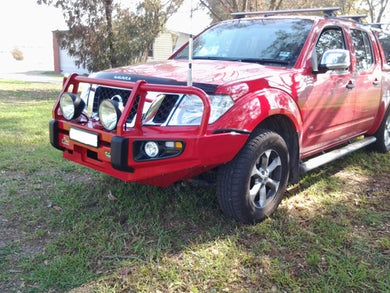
{"left": 187, "top": 0, "right": 193, "bottom": 86}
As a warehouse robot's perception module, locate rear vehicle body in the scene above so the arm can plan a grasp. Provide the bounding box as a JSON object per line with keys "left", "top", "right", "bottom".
{"left": 50, "top": 7, "right": 390, "bottom": 223}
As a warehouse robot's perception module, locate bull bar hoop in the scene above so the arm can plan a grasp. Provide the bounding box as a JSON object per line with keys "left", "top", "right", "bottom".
{"left": 53, "top": 73, "right": 212, "bottom": 136}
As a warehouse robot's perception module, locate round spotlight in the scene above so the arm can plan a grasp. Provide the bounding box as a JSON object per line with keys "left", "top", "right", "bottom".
{"left": 59, "top": 92, "right": 85, "bottom": 120}
{"left": 144, "top": 141, "right": 159, "bottom": 158}
{"left": 99, "top": 99, "right": 122, "bottom": 131}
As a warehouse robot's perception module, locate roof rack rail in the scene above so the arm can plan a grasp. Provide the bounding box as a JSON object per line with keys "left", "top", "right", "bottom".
{"left": 338, "top": 14, "right": 367, "bottom": 23}
{"left": 367, "top": 23, "right": 390, "bottom": 29}
{"left": 231, "top": 7, "right": 340, "bottom": 19}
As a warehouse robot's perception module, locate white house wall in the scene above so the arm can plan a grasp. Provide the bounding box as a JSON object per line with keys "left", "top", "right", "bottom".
{"left": 152, "top": 32, "right": 174, "bottom": 61}
{"left": 59, "top": 48, "right": 89, "bottom": 75}
{"left": 54, "top": 30, "right": 189, "bottom": 73}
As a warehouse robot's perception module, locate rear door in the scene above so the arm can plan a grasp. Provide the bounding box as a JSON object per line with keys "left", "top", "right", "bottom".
{"left": 350, "top": 28, "right": 382, "bottom": 131}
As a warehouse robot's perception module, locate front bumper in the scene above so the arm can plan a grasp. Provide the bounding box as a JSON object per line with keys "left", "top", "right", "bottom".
{"left": 50, "top": 75, "right": 249, "bottom": 186}
{"left": 50, "top": 119, "right": 248, "bottom": 186}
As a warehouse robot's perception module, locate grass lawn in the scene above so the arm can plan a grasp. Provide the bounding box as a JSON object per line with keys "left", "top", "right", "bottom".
{"left": 0, "top": 79, "right": 389, "bottom": 292}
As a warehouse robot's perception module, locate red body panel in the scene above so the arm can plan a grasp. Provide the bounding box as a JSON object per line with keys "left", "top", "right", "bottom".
{"left": 50, "top": 16, "right": 390, "bottom": 187}
{"left": 52, "top": 75, "right": 249, "bottom": 186}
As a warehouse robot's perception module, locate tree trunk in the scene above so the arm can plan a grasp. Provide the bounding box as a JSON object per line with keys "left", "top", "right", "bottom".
{"left": 104, "top": 0, "right": 116, "bottom": 68}
{"left": 376, "top": 0, "right": 389, "bottom": 23}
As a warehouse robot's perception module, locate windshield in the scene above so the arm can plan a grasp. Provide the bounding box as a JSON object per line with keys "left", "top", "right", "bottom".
{"left": 174, "top": 18, "right": 313, "bottom": 67}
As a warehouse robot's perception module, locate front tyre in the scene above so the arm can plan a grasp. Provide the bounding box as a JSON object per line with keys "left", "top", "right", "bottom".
{"left": 217, "top": 130, "right": 289, "bottom": 223}
{"left": 373, "top": 107, "right": 390, "bottom": 153}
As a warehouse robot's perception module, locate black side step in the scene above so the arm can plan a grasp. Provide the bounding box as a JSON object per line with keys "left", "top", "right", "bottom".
{"left": 300, "top": 136, "right": 376, "bottom": 173}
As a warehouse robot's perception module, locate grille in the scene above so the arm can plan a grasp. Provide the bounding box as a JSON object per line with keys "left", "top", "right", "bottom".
{"left": 128, "top": 95, "right": 139, "bottom": 122}
{"left": 91, "top": 86, "right": 181, "bottom": 126}
{"left": 153, "top": 94, "right": 180, "bottom": 123}
{"left": 92, "top": 86, "right": 139, "bottom": 123}
{"left": 93, "top": 86, "right": 131, "bottom": 112}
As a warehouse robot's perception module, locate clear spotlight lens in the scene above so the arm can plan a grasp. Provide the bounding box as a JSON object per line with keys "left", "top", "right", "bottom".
{"left": 99, "top": 100, "right": 121, "bottom": 131}
{"left": 144, "top": 141, "right": 159, "bottom": 158}
{"left": 59, "top": 92, "right": 85, "bottom": 120}
{"left": 60, "top": 93, "right": 76, "bottom": 120}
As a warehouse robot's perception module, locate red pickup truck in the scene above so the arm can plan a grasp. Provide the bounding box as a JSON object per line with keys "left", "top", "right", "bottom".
{"left": 50, "top": 7, "right": 390, "bottom": 223}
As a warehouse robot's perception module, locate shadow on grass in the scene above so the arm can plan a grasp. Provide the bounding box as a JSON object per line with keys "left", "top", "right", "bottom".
{"left": 0, "top": 89, "right": 59, "bottom": 101}
{"left": 10, "top": 151, "right": 388, "bottom": 292}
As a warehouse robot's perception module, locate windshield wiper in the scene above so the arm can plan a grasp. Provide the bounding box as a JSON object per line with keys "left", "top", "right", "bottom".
{"left": 237, "top": 58, "right": 290, "bottom": 65}
{"left": 191, "top": 56, "right": 290, "bottom": 65}
{"left": 192, "top": 56, "right": 232, "bottom": 61}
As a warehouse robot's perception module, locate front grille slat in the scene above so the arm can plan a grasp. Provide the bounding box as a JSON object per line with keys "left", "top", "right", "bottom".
{"left": 153, "top": 94, "right": 179, "bottom": 123}
{"left": 128, "top": 95, "right": 139, "bottom": 122}
{"left": 91, "top": 86, "right": 180, "bottom": 128}
{"left": 93, "top": 86, "right": 138, "bottom": 124}
{"left": 93, "top": 87, "right": 132, "bottom": 112}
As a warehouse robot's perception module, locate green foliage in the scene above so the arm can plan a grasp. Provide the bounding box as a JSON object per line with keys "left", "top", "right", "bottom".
{"left": 200, "top": 0, "right": 388, "bottom": 23}
{"left": 38, "top": 0, "right": 184, "bottom": 71}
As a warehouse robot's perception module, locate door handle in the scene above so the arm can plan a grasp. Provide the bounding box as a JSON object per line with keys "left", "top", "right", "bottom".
{"left": 346, "top": 81, "right": 355, "bottom": 89}
{"left": 373, "top": 79, "right": 380, "bottom": 86}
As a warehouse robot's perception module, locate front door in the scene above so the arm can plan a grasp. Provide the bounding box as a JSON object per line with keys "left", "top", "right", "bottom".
{"left": 299, "top": 27, "right": 356, "bottom": 157}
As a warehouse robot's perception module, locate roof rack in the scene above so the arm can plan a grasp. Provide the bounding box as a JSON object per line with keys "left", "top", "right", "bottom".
{"left": 368, "top": 23, "right": 390, "bottom": 29}
{"left": 231, "top": 7, "right": 340, "bottom": 19}
{"left": 338, "top": 14, "right": 367, "bottom": 23}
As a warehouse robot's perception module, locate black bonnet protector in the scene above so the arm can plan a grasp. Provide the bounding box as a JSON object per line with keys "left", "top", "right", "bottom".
{"left": 95, "top": 72, "right": 218, "bottom": 95}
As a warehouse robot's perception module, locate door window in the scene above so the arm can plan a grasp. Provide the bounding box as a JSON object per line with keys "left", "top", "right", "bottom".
{"left": 351, "top": 29, "right": 374, "bottom": 71}
{"left": 316, "top": 28, "right": 345, "bottom": 64}
{"left": 377, "top": 31, "right": 390, "bottom": 64}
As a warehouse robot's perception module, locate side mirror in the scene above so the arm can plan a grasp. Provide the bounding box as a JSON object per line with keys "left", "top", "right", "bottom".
{"left": 320, "top": 49, "right": 350, "bottom": 71}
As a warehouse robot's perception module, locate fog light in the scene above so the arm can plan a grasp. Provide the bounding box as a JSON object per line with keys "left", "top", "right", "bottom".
{"left": 59, "top": 92, "right": 85, "bottom": 120}
{"left": 144, "top": 141, "right": 159, "bottom": 157}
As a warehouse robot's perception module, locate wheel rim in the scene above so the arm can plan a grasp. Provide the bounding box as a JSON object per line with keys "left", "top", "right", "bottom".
{"left": 385, "top": 115, "right": 390, "bottom": 148}
{"left": 249, "top": 149, "right": 282, "bottom": 209}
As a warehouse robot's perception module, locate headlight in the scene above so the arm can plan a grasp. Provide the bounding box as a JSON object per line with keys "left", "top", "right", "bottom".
{"left": 99, "top": 99, "right": 122, "bottom": 131}
{"left": 59, "top": 92, "right": 85, "bottom": 120}
{"left": 168, "top": 94, "right": 234, "bottom": 125}
{"left": 208, "top": 94, "right": 235, "bottom": 123}
{"left": 168, "top": 94, "right": 203, "bottom": 125}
